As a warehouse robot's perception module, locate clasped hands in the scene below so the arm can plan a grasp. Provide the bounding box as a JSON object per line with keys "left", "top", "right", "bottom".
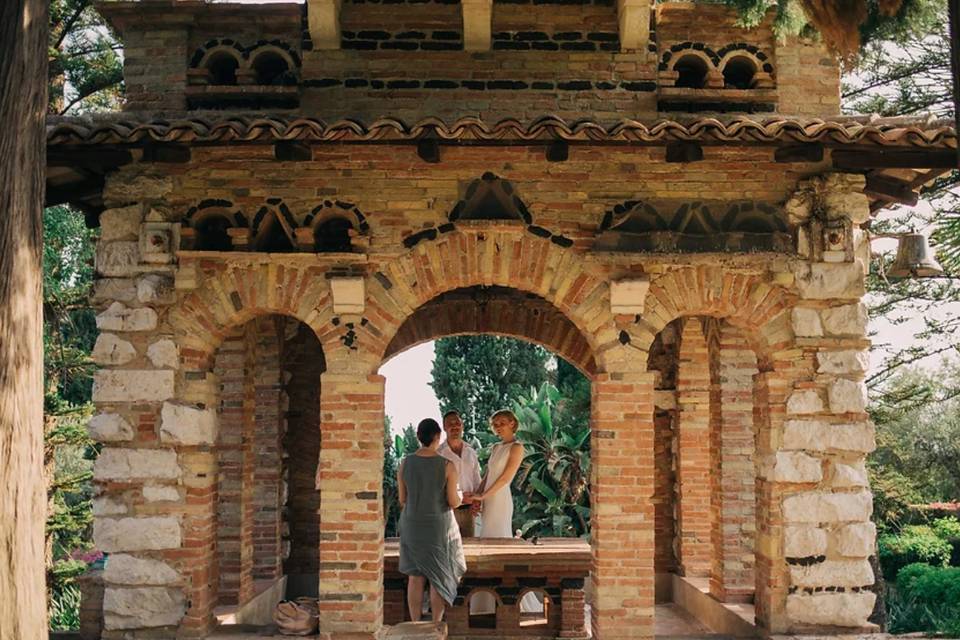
{"left": 461, "top": 491, "right": 484, "bottom": 516}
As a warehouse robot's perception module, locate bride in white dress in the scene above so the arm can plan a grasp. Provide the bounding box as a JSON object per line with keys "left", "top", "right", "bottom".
{"left": 469, "top": 410, "right": 543, "bottom": 615}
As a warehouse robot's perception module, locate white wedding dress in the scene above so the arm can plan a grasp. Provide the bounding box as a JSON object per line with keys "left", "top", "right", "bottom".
{"left": 470, "top": 441, "right": 544, "bottom": 615}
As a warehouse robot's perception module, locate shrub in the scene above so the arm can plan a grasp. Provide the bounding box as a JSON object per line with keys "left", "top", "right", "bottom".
{"left": 888, "top": 563, "right": 960, "bottom": 636}
{"left": 932, "top": 516, "right": 960, "bottom": 567}
{"left": 878, "top": 525, "right": 952, "bottom": 580}
{"left": 48, "top": 582, "right": 82, "bottom": 631}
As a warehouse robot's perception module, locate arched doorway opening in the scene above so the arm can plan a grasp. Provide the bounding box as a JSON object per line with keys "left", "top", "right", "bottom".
{"left": 648, "top": 316, "right": 762, "bottom": 633}
{"left": 378, "top": 285, "right": 594, "bottom": 639}
{"left": 206, "top": 314, "right": 324, "bottom": 630}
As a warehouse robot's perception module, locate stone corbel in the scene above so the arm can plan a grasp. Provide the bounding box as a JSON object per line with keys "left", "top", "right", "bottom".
{"left": 617, "top": 0, "right": 651, "bottom": 52}
{"left": 330, "top": 276, "right": 365, "bottom": 315}
{"left": 307, "top": 0, "right": 342, "bottom": 50}
{"left": 610, "top": 277, "right": 650, "bottom": 314}
{"left": 462, "top": 0, "right": 493, "bottom": 52}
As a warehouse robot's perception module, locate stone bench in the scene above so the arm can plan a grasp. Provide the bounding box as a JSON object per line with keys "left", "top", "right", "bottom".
{"left": 384, "top": 538, "right": 590, "bottom": 639}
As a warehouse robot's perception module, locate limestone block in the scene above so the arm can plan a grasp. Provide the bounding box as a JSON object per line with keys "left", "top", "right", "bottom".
{"left": 822, "top": 174, "right": 869, "bottom": 224}
{"left": 785, "top": 592, "right": 876, "bottom": 627}
{"left": 462, "top": 0, "right": 493, "bottom": 51}
{"left": 783, "top": 420, "right": 875, "bottom": 453}
{"left": 147, "top": 339, "right": 179, "bottom": 369}
{"left": 160, "top": 402, "right": 217, "bottom": 445}
{"left": 92, "top": 278, "right": 138, "bottom": 303}
{"left": 790, "top": 559, "right": 873, "bottom": 588}
{"left": 784, "top": 190, "right": 813, "bottom": 225}
{"left": 784, "top": 525, "right": 827, "bottom": 557}
{"left": 786, "top": 389, "right": 824, "bottom": 415}
{"left": 143, "top": 485, "right": 180, "bottom": 502}
{"left": 93, "top": 496, "right": 127, "bottom": 516}
{"left": 791, "top": 308, "right": 823, "bottom": 337}
{"left": 821, "top": 303, "right": 867, "bottom": 336}
{"left": 834, "top": 522, "right": 877, "bottom": 557}
{"left": 104, "top": 554, "right": 180, "bottom": 586}
{"left": 96, "top": 241, "right": 141, "bottom": 277}
{"left": 94, "top": 516, "right": 181, "bottom": 552}
{"left": 88, "top": 413, "right": 135, "bottom": 442}
{"left": 103, "top": 173, "right": 174, "bottom": 205}
{"left": 828, "top": 379, "right": 867, "bottom": 414}
{"left": 93, "top": 449, "right": 181, "bottom": 481}
{"left": 773, "top": 452, "right": 823, "bottom": 483}
{"left": 100, "top": 205, "right": 143, "bottom": 242}
{"left": 96, "top": 302, "right": 158, "bottom": 332}
{"left": 137, "top": 274, "right": 176, "bottom": 305}
{"left": 91, "top": 333, "right": 137, "bottom": 366}
{"left": 92, "top": 370, "right": 174, "bottom": 403}
{"left": 329, "top": 276, "right": 365, "bottom": 314}
{"left": 795, "top": 262, "right": 865, "bottom": 300}
{"left": 782, "top": 490, "right": 873, "bottom": 524}
{"left": 817, "top": 350, "right": 869, "bottom": 375}
{"left": 610, "top": 278, "right": 650, "bottom": 314}
{"left": 103, "top": 586, "right": 186, "bottom": 630}
{"left": 830, "top": 461, "right": 869, "bottom": 488}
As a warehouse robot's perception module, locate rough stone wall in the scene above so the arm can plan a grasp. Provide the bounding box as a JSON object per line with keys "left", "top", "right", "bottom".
{"left": 86, "top": 150, "right": 877, "bottom": 638}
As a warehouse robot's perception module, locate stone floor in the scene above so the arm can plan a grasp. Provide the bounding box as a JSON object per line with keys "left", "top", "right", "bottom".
{"left": 205, "top": 604, "right": 727, "bottom": 639}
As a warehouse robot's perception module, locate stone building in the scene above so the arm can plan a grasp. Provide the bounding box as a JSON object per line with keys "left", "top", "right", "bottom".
{"left": 44, "top": 0, "right": 955, "bottom": 638}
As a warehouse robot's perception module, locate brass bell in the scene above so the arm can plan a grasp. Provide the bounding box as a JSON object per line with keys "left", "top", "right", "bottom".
{"left": 887, "top": 232, "right": 945, "bottom": 279}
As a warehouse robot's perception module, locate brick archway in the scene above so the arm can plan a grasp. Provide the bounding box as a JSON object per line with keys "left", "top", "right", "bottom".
{"left": 382, "top": 285, "right": 597, "bottom": 375}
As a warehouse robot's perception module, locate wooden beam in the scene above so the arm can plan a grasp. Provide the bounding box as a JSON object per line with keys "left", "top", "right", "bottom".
{"left": 417, "top": 139, "right": 441, "bottom": 164}
{"left": 274, "top": 141, "right": 312, "bottom": 162}
{"left": 546, "top": 141, "right": 569, "bottom": 162}
{"left": 665, "top": 141, "right": 703, "bottom": 163}
{"left": 142, "top": 145, "right": 191, "bottom": 163}
{"left": 864, "top": 174, "right": 919, "bottom": 207}
{"left": 618, "top": 0, "right": 651, "bottom": 51}
{"left": 45, "top": 174, "right": 106, "bottom": 207}
{"left": 832, "top": 148, "right": 956, "bottom": 169}
{"left": 775, "top": 143, "right": 824, "bottom": 163}
{"left": 47, "top": 148, "right": 132, "bottom": 168}
{"left": 307, "top": 0, "right": 342, "bottom": 50}
{"left": 462, "top": 0, "right": 492, "bottom": 51}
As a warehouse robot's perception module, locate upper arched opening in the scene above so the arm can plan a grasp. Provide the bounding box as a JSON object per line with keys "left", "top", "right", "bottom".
{"left": 382, "top": 285, "right": 596, "bottom": 376}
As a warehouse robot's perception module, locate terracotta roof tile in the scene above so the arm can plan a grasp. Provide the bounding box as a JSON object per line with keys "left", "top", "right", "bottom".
{"left": 47, "top": 113, "right": 956, "bottom": 148}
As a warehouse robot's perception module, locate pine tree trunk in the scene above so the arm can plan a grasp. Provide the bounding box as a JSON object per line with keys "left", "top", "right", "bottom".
{"left": 0, "top": 1, "right": 50, "bottom": 638}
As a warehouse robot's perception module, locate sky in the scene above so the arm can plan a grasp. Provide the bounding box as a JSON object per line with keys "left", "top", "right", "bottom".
{"left": 379, "top": 342, "right": 440, "bottom": 435}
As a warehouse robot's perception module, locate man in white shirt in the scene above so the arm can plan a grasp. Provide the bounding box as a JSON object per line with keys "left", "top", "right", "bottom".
{"left": 438, "top": 410, "right": 482, "bottom": 537}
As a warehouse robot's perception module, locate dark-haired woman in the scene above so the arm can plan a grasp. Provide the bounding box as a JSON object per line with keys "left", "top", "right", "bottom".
{"left": 398, "top": 418, "right": 467, "bottom": 623}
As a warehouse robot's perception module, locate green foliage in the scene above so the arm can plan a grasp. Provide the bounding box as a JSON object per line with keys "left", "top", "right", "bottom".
{"left": 431, "top": 336, "right": 550, "bottom": 441}
{"left": 888, "top": 563, "right": 960, "bottom": 635}
{"left": 49, "top": 583, "right": 83, "bottom": 632}
{"left": 50, "top": 0, "right": 123, "bottom": 114}
{"left": 383, "top": 421, "right": 419, "bottom": 537}
{"left": 879, "top": 522, "right": 955, "bottom": 580}
{"left": 512, "top": 382, "right": 591, "bottom": 538}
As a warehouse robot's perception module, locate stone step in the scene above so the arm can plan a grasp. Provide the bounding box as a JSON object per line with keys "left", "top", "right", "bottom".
{"left": 384, "top": 621, "right": 448, "bottom": 640}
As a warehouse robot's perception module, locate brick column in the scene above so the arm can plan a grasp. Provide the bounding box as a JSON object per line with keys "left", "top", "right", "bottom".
{"left": 559, "top": 579, "right": 588, "bottom": 639}
{"left": 317, "top": 368, "right": 385, "bottom": 639}
{"left": 590, "top": 370, "right": 655, "bottom": 640}
{"left": 708, "top": 322, "right": 758, "bottom": 602}
{"left": 253, "top": 318, "right": 284, "bottom": 581}
{"left": 675, "top": 319, "right": 711, "bottom": 577}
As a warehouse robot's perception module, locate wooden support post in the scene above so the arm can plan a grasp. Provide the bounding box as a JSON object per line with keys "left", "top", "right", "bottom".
{"left": 0, "top": 1, "right": 49, "bottom": 638}
{"left": 142, "top": 145, "right": 192, "bottom": 163}
{"left": 618, "top": 0, "right": 651, "bottom": 52}
{"left": 546, "top": 141, "right": 569, "bottom": 162}
{"left": 832, "top": 149, "right": 956, "bottom": 169}
{"left": 307, "top": 0, "right": 342, "bottom": 50}
{"left": 417, "top": 138, "right": 441, "bottom": 164}
{"left": 462, "top": 0, "right": 493, "bottom": 51}
{"left": 275, "top": 141, "right": 312, "bottom": 162}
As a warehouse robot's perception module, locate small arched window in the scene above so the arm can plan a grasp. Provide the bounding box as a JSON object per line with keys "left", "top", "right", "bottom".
{"left": 467, "top": 590, "right": 498, "bottom": 629}
{"left": 723, "top": 56, "right": 758, "bottom": 89}
{"left": 314, "top": 217, "right": 354, "bottom": 253}
{"left": 205, "top": 50, "right": 240, "bottom": 85}
{"left": 674, "top": 54, "right": 709, "bottom": 89}
{"left": 194, "top": 215, "right": 234, "bottom": 251}
{"left": 251, "top": 50, "right": 292, "bottom": 85}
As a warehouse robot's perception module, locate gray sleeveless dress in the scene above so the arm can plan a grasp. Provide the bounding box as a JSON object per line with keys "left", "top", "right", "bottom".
{"left": 398, "top": 454, "right": 467, "bottom": 605}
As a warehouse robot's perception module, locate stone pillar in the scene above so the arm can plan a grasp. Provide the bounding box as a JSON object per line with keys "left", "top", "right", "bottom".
{"left": 317, "top": 367, "right": 385, "bottom": 639}
{"left": 675, "top": 319, "right": 711, "bottom": 577}
{"left": 590, "top": 370, "right": 655, "bottom": 640}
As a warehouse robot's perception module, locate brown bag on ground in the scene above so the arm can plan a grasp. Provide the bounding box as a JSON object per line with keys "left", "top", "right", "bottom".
{"left": 274, "top": 597, "right": 319, "bottom": 636}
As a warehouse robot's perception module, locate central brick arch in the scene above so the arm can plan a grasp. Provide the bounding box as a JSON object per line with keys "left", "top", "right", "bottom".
{"left": 382, "top": 286, "right": 597, "bottom": 375}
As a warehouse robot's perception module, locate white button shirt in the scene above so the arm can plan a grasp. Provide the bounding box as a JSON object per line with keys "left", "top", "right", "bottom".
{"left": 438, "top": 440, "right": 483, "bottom": 497}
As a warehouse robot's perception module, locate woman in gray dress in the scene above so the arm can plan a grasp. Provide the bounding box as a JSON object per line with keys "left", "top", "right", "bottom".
{"left": 398, "top": 418, "right": 467, "bottom": 622}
